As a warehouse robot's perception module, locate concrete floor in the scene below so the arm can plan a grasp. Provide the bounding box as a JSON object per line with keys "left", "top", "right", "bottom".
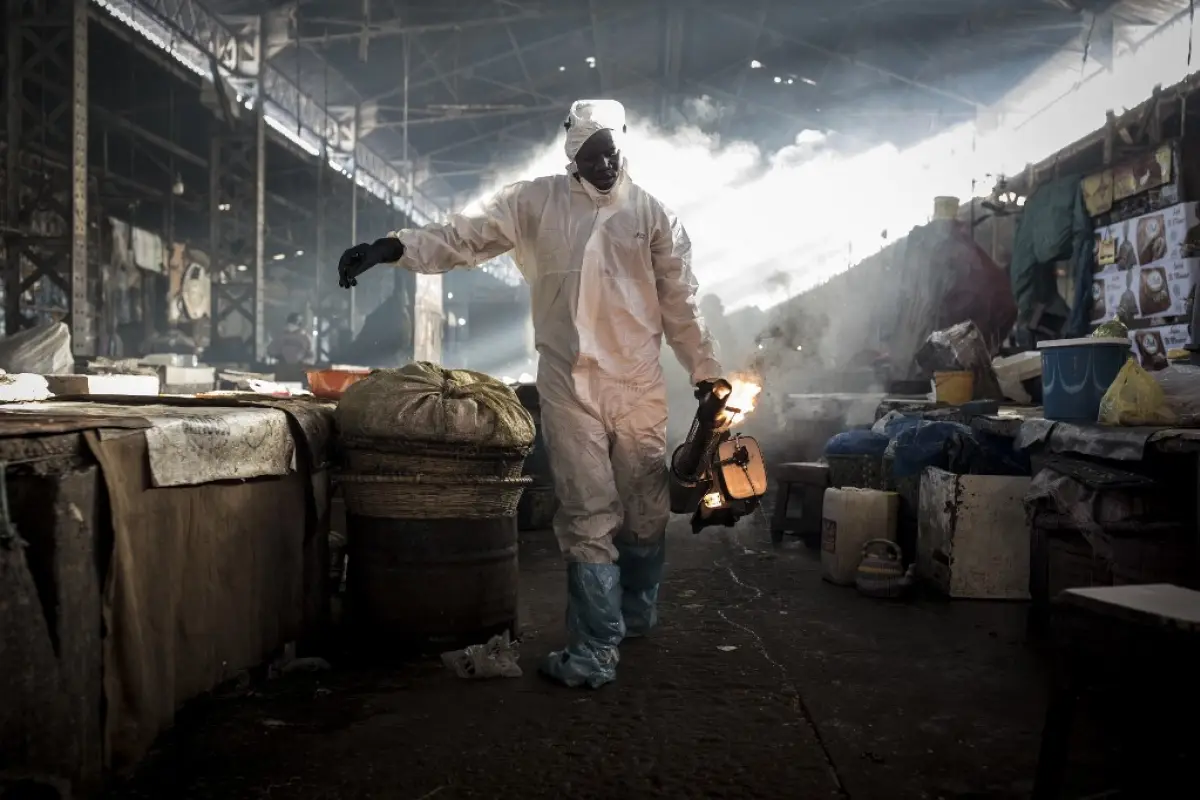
{"left": 103, "top": 517, "right": 1114, "bottom": 800}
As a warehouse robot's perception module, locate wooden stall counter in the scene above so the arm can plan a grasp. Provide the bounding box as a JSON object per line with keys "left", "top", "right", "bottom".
{"left": 0, "top": 395, "right": 335, "bottom": 794}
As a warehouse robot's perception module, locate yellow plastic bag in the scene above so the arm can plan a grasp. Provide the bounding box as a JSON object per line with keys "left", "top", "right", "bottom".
{"left": 1097, "top": 358, "right": 1177, "bottom": 426}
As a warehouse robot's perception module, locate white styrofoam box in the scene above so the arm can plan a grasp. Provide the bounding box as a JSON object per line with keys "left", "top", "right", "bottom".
{"left": 992, "top": 351, "right": 1042, "bottom": 404}
{"left": 159, "top": 365, "right": 215, "bottom": 394}
{"left": 1129, "top": 322, "right": 1191, "bottom": 371}
{"left": 1095, "top": 201, "right": 1199, "bottom": 269}
{"left": 917, "top": 468, "right": 1032, "bottom": 600}
{"left": 44, "top": 374, "right": 160, "bottom": 396}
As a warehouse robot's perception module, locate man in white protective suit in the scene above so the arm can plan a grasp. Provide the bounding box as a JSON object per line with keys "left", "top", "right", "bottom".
{"left": 337, "top": 99, "right": 723, "bottom": 689}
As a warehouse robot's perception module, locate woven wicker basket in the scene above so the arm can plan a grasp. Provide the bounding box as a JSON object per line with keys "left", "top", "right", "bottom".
{"left": 825, "top": 454, "right": 886, "bottom": 490}
{"left": 340, "top": 436, "right": 530, "bottom": 479}
{"left": 336, "top": 471, "right": 532, "bottom": 519}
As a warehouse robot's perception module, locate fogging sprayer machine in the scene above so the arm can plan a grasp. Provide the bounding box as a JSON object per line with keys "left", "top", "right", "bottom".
{"left": 668, "top": 379, "right": 769, "bottom": 533}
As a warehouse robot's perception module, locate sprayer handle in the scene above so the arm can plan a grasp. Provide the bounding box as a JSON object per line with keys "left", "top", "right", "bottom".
{"left": 694, "top": 378, "right": 731, "bottom": 401}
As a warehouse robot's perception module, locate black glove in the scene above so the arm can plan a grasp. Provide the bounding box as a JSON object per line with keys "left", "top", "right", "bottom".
{"left": 337, "top": 237, "right": 405, "bottom": 289}
{"left": 694, "top": 380, "right": 718, "bottom": 400}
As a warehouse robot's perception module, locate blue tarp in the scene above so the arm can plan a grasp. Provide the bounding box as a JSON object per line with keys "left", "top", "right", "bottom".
{"left": 824, "top": 415, "right": 1032, "bottom": 479}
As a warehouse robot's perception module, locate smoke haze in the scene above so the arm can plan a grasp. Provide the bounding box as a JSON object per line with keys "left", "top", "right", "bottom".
{"left": 464, "top": 11, "right": 1195, "bottom": 315}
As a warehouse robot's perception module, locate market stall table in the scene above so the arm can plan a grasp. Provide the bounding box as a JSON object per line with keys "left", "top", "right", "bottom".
{"left": 1032, "top": 584, "right": 1200, "bottom": 799}
{"left": 0, "top": 395, "right": 334, "bottom": 793}
{"left": 993, "top": 416, "right": 1200, "bottom": 628}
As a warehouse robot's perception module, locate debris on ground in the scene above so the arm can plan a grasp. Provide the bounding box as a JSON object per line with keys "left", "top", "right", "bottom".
{"left": 281, "top": 657, "right": 332, "bottom": 675}
{"left": 441, "top": 631, "right": 523, "bottom": 679}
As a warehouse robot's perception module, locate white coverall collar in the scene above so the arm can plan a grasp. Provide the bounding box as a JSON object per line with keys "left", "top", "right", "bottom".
{"left": 568, "top": 156, "right": 629, "bottom": 208}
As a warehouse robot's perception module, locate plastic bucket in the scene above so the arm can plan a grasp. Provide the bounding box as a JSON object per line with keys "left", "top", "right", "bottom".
{"left": 1038, "top": 337, "right": 1131, "bottom": 422}
{"left": 933, "top": 371, "right": 974, "bottom": 405}
{"left": 307, "top": 368, "right": 371, "bottom": 400}
{"left": 933, "top": 196, "right": 960, "bottom": 220}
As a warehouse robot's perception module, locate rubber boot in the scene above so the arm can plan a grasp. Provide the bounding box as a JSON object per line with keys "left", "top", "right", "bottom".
{"left": 616, "top": 540, "right": 665, "bottom": 638}
{"left": 540, "top": 563, "right": 625, "bottom": 688}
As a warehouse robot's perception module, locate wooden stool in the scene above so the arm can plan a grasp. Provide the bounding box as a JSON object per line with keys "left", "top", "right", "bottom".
{"left": 769, "top": 462, "right": 829, "bottom": 546}
{"left": 1032, "top": 584, "right": 1200, "bottom": 799}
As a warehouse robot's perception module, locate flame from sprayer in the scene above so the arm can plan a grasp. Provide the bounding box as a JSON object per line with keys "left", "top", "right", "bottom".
{"left": 722, "top": 376, "right": 762, "bottom": 428}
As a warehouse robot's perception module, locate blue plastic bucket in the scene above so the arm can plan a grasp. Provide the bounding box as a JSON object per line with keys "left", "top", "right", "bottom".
{"left": 1038, "top": 337, "right": 1131, "bottom": 422}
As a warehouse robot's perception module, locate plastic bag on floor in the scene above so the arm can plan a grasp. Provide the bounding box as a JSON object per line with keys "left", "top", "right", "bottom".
{"left": 1098, "top": 358, "right": 1176, "bottom": 427}
{"left": 0, "top": 322, "right": 72, "bottom": 375}
{"left": 441, "top": 631, "right": 523, "bottom": 679}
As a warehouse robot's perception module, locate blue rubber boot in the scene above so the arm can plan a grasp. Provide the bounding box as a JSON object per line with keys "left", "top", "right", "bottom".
{"left": 540, "top": 563, "right": 625, "bottom": 688}
{"left": 616, "top": 540, "right": 665, "bottom": 638}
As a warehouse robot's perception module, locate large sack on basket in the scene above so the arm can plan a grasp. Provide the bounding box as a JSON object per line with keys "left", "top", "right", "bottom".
{"left": 335, "top": 362, "right": 536, "bottom": 450}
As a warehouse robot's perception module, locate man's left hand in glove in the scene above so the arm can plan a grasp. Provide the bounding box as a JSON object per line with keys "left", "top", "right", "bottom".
{"left": 337, "top": 237, "right": 405, "bottom": 289}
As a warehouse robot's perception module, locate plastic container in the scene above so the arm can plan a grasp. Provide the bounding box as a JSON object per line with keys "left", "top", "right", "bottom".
{"left": 933, "top": 196, "right": 960, "bottom": 220}
{"left": 933, "top": 370, "right": 974, "bottom": 405}
{"left": 821, "top": 487, "right": 899, "bottom": 586}
{"left": 1038, "top": 337, "right": 1131, "bottom": 422}
{"left": 307, "top": 368, "right": 371, "bottom": 400}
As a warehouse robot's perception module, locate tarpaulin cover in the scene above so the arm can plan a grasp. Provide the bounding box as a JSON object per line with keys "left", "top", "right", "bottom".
{"left": 883, "top": 221, "right": 1016, "bottom": 379}
{"left": 1009, "top": 174, "right": 1095, "bottom": 340}
{"left": 824, "top": 429, "right": 891, "bottom": 457}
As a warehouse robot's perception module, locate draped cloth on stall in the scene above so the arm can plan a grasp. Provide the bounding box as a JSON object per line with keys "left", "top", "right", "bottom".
{"left": 10, "top": 396, "right": 334, "bottom": 774}
{"left": 0, "top": 402, "right": 295, "bottom": 487}
{"left": 87, "top": 430, "right": 310, "bottom": 772}
{"left": 1009, "top": 174, "right": 1096, "bottom": 341}
{"left": 886, "top": 219, "right": 1016, "bottom": 380}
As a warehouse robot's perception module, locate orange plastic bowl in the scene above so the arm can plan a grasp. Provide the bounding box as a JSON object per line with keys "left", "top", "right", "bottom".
{"left": 307, "top": 368, "right": 371, "bottom": 400}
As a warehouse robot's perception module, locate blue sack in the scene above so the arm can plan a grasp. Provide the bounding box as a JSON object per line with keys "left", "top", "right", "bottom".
{"left": 889, "top": 421, "right": 975, "bottom": 478}
{"left": 824, "top": 429, "right": 890, "bottom": 457}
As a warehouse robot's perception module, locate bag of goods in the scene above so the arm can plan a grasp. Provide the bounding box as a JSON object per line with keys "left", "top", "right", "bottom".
{"left": 1098, "top": 358, "right": 1176, "bottom": 427}
{"left": 335, "top": 362, "right": 535, "bottom": 451}
{"left": 335, "top": 363, "right": 536, "bottom": 519}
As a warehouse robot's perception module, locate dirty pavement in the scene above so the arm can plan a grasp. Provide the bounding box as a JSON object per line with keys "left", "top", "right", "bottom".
{"left": 103, "top": 517, "right": 1113, "bottom": 800}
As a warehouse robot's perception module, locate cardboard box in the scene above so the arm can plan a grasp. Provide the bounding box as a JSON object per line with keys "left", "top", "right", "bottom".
{"left": 1128, "top": 323, "right": 1191, "bottom": 371}
{"left": 1094, "top": 201, "right": 1200, "bottom": 269}
{"left": 917, "top": 468, "right": 1032, "bottom": 600}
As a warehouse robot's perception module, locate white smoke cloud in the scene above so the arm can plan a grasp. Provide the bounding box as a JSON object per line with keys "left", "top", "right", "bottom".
{"left": 466, "top": 10, "right": 1195, "bottom": 313}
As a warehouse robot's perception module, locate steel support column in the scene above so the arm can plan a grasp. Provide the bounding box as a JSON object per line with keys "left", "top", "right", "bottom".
{"left": 208, "top": 100, "right": 266, "bottom": 363}
{"left": 1, "top": 0, "right": 94, "bottom": 354}
{"left": 315, "top": 144, "right": 327, "bottom": 361}
{"left": 659, "top": 2, "right": 686, "bottom": 127}
{"left": 349, "top": 166, "right": 359, "bottom": 337}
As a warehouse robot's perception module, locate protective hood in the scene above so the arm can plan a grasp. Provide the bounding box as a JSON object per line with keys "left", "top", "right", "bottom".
{"left": 563, "top": 99, "right": 626, "bottom": 163}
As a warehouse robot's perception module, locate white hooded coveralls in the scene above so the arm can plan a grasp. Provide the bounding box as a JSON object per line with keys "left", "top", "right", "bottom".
{"left": 387, "top": 104, "right": 721, "bottom": 565}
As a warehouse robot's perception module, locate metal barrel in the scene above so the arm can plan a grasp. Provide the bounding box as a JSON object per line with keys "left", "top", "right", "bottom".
{"left": 345, "top": 514, "right": 519, "bottom": 648}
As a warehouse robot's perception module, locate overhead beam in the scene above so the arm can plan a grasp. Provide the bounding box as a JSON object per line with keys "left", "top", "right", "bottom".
{"left": 393, "top": 8, "right": 645, "bottom": 97}
{"left": 298, "top": 11, "right": 586, "bottom": 43}
{"left": 375, "top": 104, "right": 561, "bottom": 127}
{"left": 93, "top": 0, "right": 447, "bottom": 223}
{"left": 419, "top": 116, "right": 544, "bottom": 159}
{"left": 701, "top": 0, "right": 981, "bottom": 108}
